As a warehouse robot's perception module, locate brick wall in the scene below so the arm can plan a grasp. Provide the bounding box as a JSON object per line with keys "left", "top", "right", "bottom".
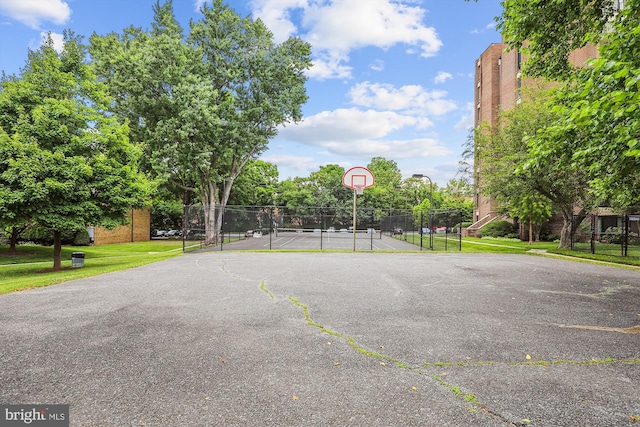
{"left": 474, "top": 43, "right": 503, "bottom": 222}
{"left": 568, "top": 44, "right": 599, "bottom": 67}
{"left": 93, "top": 208, "right": 151, "bottom": 245}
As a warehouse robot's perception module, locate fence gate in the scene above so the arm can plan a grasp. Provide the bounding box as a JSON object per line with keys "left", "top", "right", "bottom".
{"left": 572, "top": 213, "right": 640, "bottom": 257}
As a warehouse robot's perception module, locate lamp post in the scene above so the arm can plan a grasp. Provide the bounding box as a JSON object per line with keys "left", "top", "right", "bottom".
{"left": 412, "top": 174, "right": 433, "bottom": 250}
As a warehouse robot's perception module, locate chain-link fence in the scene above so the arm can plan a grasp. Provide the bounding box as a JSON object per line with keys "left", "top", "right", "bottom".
{"left": 380, "top": 209, "right": 462, "bottom": 251}
{"left": 572, "top": 213, "right": 640, "bottom": 257}
{"left": 183, "top": 205, "right": 462, "bottom": 252}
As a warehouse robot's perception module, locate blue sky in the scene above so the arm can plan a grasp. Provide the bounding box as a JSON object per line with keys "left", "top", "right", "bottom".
{"left": 0, "top": 0, "right": 503, "bottom": 185}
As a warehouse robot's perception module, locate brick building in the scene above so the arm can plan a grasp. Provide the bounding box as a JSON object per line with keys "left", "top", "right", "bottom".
{"left": 467, "top": 40, "right": 598, "bottom": 237}
{"left": 89, "top": 208, "right": 151, "bottom": 245}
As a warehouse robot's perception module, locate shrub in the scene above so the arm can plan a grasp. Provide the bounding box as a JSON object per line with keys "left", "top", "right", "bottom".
{"left": 480, "top": 220, "right": 516, "bottom": 238}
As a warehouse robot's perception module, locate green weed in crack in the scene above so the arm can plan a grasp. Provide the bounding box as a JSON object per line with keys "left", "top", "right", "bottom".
{"left": 260, "top": 280, "right": 275, "bottom": 300}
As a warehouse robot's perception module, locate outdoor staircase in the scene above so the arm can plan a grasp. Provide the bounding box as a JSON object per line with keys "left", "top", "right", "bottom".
{"left": 462, "top": 212, "right": 506, "bottom": 237}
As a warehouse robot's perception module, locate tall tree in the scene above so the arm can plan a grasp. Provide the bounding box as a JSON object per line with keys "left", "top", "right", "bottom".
{"left": 90, "top": 0, "right": 311, "bottom": 244}
{"left": 476, "top": 85, "right": 592, "bottom": 248}
{"left": 0, "top": 33, "right": 150, "bottom": 269}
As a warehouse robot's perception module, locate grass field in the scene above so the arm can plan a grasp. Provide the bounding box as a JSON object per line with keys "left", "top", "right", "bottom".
{"left": 0, "top": 241, "right": 185, "bottom": 295}
{"left": 398, "top": 234, "right": 640, "bottom": 267}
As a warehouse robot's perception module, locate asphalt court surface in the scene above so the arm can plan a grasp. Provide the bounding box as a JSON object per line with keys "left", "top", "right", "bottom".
{"left": 1, "top": 252, "right": 639, "bottom": 426}
{"left": 220, "top": 231, "right": 430, "bottom": 251}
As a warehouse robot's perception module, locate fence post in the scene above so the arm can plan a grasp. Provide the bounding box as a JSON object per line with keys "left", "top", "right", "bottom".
{"left": 459, "top": 210, "right": 462, "bottom": 251}
{"left": 420, "top": 211, "right": 424, "bottom": 251}
{"left": 590, "top": 214, "right": 595, "bottom": 254}
{"left": 623, "top": 214, "right": 629, "bottom": 257}
{"left": 182, "top": 205, "right": 186, "bottom": 253}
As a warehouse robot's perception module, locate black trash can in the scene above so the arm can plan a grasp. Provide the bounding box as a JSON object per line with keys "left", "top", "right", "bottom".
{"left": 71, "top": 252, "right": 85, "bottom": 268}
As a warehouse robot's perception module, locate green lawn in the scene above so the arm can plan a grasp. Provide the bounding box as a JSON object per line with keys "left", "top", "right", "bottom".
{"left": 398, "top": 233, "right": 558, "bottom": 253}
{"left": 396, "top": 234, "right": 640, "bottom": 267}
{"left": 0, "top": 241, "right": 186, "bottom": 295}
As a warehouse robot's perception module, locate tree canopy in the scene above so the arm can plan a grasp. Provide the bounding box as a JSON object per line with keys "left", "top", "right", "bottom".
{"left": 90, "top": 0, "right": 312, "bottom": 244}
{"left": 495, "top": 0, "right": 622, "bottom": 79}
{"left": 530, "top": 1, "right": 640, "bottom": 209}
{"left": 0, "top": 32, "right": 150, "bottom": 268}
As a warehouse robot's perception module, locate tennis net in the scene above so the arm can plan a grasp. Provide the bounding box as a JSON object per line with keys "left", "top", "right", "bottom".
{"left": 274, "top": 227, "right": 377, "bottom": 237}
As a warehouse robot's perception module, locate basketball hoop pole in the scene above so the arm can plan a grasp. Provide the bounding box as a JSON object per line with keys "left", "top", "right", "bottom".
{"left": 352, "top": 188, "right": 357, "bottom": 251}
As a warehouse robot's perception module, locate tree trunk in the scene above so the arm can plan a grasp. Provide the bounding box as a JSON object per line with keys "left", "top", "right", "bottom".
{"left": 204, "top": 203, "right": 218, "bottom": 246}
{"left": 558, "top": 208, "right": 586, "bottom": 249}
{"left": 52, "top": 230, "right": 63, "bottom": 270}
{"left": 558, "top": 219, "right": 572, "bottom": 249}
{"left": 9, "top": 227, "right": 19, "bottom": 253}
{"left": 201, "top": 178, "right": 234, "bottom": 246}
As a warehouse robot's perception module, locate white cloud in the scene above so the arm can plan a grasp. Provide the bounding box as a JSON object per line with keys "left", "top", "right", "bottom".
{"left": 275, "top": 108, "right": 451, "bottom": 159}
{"left": 260, "top": 154, "right": 318, "bottom": 175}
{"left": 0, "top": 0, "right": 70, "bottom": 29}
{"left": 320, "top": 137, "right": 452, "bottom": 159}
{"left": 471, "top": 21, "right": 497, "bottom": 34}
{"left": 249, "top": 0, "right": 307, "bottom": 42}
{"left": 348, "top": 82, "right": 456, "bottom": 116}
{"left": 306, "top": 52, "right": 352, "bottom": 80}
{"left": 370, "top": 59, "right": 384, "bottom": 72}
{"left": 434, "top": 71, "right": 452, "bottom": 84}
{"left": 250, "top": 0, "right": 442, "bottom": 79}
{"left": 454, "top": 114, "right": 474, "bottom": 133}
{"left": 454, "top": 102, "right": 474, "bottom": 132}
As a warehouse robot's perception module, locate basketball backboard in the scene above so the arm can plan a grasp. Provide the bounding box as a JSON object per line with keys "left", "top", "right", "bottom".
{"left": 342, "top": 166, "right": 375, "bottom": 194}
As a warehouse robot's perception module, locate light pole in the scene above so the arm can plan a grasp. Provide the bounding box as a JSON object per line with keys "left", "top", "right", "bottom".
{"left": 412, "top": 174, "right": 433, "bottom": 250}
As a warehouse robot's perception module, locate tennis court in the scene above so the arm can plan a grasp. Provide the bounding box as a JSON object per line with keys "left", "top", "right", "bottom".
{"left": 220, "top": 228, "right": 421, "bottom": 251}
{"left": 184, "top": 206, "right": 464, "bottom": 252}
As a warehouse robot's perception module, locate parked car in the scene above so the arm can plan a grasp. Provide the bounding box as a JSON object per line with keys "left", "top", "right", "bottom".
{"left": 392, "top": 227, "right": 403, "bottom": 235}
{"left": 245, "top": 230, "right": 254, "bottom": 237}
{"left": 328, "top": 227, "right": 336, "bottom": 233}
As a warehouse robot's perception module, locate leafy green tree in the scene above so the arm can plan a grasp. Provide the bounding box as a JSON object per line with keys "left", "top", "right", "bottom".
{"left": 509, "top": 193, "right": 552, "bottom": 244}
{"left": 476, "top": 85, "right": 592, "bottom": 248}
{"left": 90, "top": 0, "right": 311, "bottom": 244}
{"left": 363, "top": 157, "right": 402, "bottom": 217}
{"left": 0, "top": 33, "right": 150, "bottom": 269}
{"left": 487, "top": 0, "right": 622, "bottom": 79}
{"left": 229, "top": 160, "right": 279, "bottom": 206}
{"left": 533, "top": 1, "right": 640, "bottom": 209}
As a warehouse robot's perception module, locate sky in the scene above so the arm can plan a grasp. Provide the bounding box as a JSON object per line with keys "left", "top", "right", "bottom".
{"left": 0, "top": 0, "right": 503, "bottom": 185}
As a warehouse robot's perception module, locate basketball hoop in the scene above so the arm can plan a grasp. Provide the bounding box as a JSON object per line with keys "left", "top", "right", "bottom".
{"left": 341, "top": 166, "right": 375, "bottom": 251}
{"left": 342, "top": 166, "right": 375, "bottom": 193}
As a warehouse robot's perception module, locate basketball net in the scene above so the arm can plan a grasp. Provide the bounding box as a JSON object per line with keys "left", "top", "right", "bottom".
{"left": 354, "top": 185, "right": 364, "bottom": 195}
